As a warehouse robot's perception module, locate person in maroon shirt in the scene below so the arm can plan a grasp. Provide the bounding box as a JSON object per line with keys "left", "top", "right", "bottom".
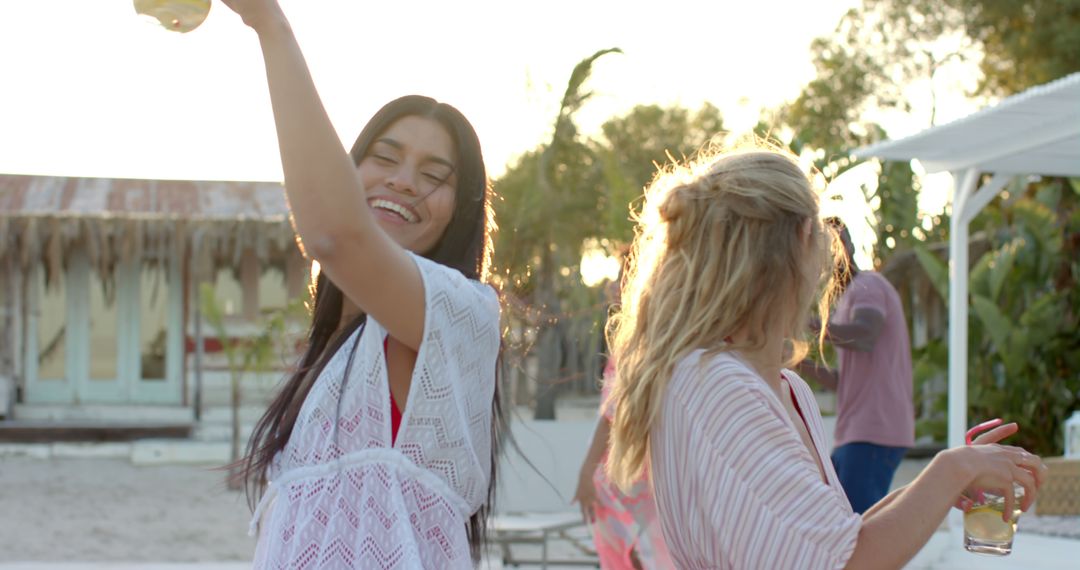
{"left": 798, "top": 218, "right": 915, "bottom": 513}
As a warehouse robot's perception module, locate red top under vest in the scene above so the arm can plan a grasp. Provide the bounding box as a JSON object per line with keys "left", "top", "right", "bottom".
{"left": 385, "top": 336, "right": 402, "bottom": 444}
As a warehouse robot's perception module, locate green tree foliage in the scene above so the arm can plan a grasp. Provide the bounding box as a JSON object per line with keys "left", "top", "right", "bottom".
{"left": 779, "top": 2, "right": 942, "bottom": 263}
{"left": 858, "top": 0, "right": 1080, "bottom": 97}
{"left": 200, "top": 284, "right": 307, "bottom": 483}
{"left": 494, "top": 49, "right": 619, "bottom": 298}
{"left": 966, "top": 0, "right": 1080, "bottom": 95}
{"left": 913, "top": 179, "right": 1080, "bottom": 455}
{"left": 595, "top": 103, "right": 724, "bottom": 243}
{"left": 781, "top": 0, "right": 968, "bottom": 162}
{"left": 786, "top": 0, "right": 1080, "bottom": 453}
{"left": 492, "top": 52, "right": 727, "bottom": 417}
{"left": 493, "top": 49, "right": 620, "bottom": 418}
{"left": 784, "top": 0, "right": 1080, "bottom": 265}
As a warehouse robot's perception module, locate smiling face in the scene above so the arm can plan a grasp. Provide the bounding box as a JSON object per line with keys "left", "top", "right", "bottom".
{"left": 358, "top": 115, "right": 457, "bottom": 254}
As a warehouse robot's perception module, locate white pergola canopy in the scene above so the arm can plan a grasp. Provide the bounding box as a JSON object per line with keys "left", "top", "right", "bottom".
{"left": 855, "top": 72, "right": 1080, "bottom": 452}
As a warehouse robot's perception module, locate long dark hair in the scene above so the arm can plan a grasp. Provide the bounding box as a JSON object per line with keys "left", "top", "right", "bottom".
{"left": 239, "top": 95, "right": 504, "bottom": 562}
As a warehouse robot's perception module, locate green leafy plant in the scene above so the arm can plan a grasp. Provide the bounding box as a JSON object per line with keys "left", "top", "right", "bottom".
{"left": 200, "top": 283, "right": 307, "bottom": 486}
{"left": 913, "top": 180, "right": 1080, "bottom": 456}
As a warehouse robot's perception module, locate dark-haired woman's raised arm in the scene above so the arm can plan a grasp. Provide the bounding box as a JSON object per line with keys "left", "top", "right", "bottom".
{"left": 222, "top": 0, "right": 426, "bottom": 348}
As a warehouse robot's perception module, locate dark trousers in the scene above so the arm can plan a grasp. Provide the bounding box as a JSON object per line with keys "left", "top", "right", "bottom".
{"left": 831, "top": 441, "right": 907, "bottom": 514}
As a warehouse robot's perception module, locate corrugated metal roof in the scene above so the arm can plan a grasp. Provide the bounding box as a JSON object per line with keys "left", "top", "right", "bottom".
{"left": 0, "top": 174, "right": 289, "bottom": 220}
{"left": 0, "top": 174, "right": 299, "bottom": 277}
{"left": 855, "top": 72, "right": 1080, "bottom": 177}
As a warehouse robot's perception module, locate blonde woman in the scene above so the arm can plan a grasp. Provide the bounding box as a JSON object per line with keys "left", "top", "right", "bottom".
{"left": 605, "top": 146, "right": 1047, "bottom": 569}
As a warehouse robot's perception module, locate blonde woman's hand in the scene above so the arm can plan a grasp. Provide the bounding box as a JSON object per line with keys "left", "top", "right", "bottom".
{"left": 954, "top": 421, "right": 1022, "bottom": 511}
{"left": 571, "top": 469, "right": 600, "bottom": 524}
{"left": 219, "top": 0, "right": 286, "bottom": 32}
{"left": 949, "top": 444, "right": 1046, "bottom": 520}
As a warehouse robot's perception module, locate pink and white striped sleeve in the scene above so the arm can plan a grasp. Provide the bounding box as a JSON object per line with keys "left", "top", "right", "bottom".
{"left": 650, "top": 352, "right": 861, "bottom": 569}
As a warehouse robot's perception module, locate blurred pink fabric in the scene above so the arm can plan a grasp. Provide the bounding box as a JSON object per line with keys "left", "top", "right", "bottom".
{"left": 591, "top": 358, "right": 674, "bottom": 569}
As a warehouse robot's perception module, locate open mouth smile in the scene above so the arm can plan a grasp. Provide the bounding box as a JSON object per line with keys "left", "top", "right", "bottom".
{"left": 369, "top": 198, "right": 420, "bottom": 223}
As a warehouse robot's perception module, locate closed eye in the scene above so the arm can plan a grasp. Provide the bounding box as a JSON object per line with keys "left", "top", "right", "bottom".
{"left": 372, "top": 154, "right": 398, "bottom": 165}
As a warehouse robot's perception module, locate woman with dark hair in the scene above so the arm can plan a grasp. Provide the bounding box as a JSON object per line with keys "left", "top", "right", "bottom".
{"left": 220, "top": 1, "right": 503, "bottom": 567}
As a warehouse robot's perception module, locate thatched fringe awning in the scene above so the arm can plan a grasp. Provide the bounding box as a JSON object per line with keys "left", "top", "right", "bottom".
{"left": 0, "top": 174, "right": 301, "bottom": 286}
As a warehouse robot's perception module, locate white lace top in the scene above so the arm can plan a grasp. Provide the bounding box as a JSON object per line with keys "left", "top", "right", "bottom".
{"left": 250, "top": 253, "right": 501, "bottom": 569}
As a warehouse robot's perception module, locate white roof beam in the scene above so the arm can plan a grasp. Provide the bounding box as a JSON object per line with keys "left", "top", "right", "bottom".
{"left": 916, "top": 117, "right": 1080, "bottom": 173}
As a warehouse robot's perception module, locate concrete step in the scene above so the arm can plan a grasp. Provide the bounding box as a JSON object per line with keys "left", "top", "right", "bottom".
{"left": 197, "top": 406, "right": 273, "bottom": 425}
{"left": 190, "top": 385, "right": 281, "bottom": 407}
{"left": 14, "top": 404, "right": 194, "bottom": 423}
{"left": 0, "top": 420, "right": 192, "bottom": 443}
{"left": 0, "top": 441, "right": 132, "bottom": 460}
{"left": 192, "top": 422, "right": 257, "bottom": 443}
{"left": 0, "top": 439, "right": 232, "bottom": 465}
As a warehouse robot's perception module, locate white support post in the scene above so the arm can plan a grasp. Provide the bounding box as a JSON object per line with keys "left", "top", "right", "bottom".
{"left": 167, "top": 252, "right": 184, "bottom": 394}
{"left": 948, "top": 171, "right": 1015, "bottom": 453}
{"left": 946, "top": 168, "right": 978, "bottom": 535}
{"left": 948, "top": 168, "right": 978, "bottom": 452}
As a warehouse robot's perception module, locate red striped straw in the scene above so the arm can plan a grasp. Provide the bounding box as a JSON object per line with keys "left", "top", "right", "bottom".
{"left": 966, "top": 418, "right": 1004, "bottom": 445}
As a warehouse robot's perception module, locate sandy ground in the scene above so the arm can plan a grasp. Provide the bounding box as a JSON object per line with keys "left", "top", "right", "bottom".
{"left": 1, "top": 455, "right": 1076, "bottom": 564}
{"left": 0, "top": 458, "right": 255, "bottom": 562}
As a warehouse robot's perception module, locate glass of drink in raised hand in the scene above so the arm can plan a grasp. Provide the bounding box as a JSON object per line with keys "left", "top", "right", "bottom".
{"left": 134, "top": 0, "right": 211, "bottom": 33}
{"left": 963, "top": 484, "right": 1025, "bottom": 556}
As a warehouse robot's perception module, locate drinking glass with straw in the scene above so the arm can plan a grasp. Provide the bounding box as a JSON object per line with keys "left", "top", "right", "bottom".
{"left": 961, "top": 418, "right": 1026, "bottom": 556}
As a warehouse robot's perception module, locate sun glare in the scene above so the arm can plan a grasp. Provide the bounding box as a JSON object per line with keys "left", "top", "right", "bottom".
{"left": 580, "top": 240, "right": 621, "bottom": 287}
{"left": 820, "top": 161, "right": 879, "bottom": 270}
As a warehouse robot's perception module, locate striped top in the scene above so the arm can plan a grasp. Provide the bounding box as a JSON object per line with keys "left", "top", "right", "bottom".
{"left": 650, "top": 350, "right": 861, "bottom": 569}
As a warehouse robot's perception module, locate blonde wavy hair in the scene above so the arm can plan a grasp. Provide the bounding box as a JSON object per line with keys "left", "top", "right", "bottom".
{"left": 605, "top": 142, "right": 845, "bottom": 490}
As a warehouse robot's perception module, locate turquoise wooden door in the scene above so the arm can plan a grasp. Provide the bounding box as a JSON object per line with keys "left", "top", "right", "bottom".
{"left": 127, "top": 254, "right": 184, "bottom": 404}
{"left": 24, "top": 253, "right": 183, "bottom": 405}
{"left": 24, "top": 263, "right": 75, "bottom": 403}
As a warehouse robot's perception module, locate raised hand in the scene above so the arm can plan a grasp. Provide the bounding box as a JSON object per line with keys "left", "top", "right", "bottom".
{"left": 572, "top": 469, "right": 600, "bottom": 524}
{"left": 219, "top": 0, "right": 285, "bottom": 32}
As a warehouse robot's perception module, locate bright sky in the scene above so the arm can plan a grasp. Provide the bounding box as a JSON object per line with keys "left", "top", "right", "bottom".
{"left": 1, "top": 0, "right": 874, "bottom": 182}
{"left": 1, "top": 0, "right": 983, "bottom": 273}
